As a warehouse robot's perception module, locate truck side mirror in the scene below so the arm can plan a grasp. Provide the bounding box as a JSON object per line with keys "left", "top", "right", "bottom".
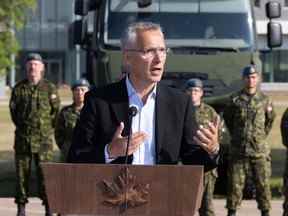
{"left": 265, "top": 2, "right": 282, "bottom": 49}
{"left": 267, "top": 22, "right": 282, "bottom": 48}
{"left": 138, "top": 0, "right": 152, "bottom": 8}
{"left": 73, "top": 19, "right": 88, "bottom": 45}
{"left": 75, "top": 0, "right": 101, "bottom": 15}
{"left": 266, "top": 2, "right": 281, "bottom": 19}
{"left": 75, "top": 0, "right": 90, "bottom": 16}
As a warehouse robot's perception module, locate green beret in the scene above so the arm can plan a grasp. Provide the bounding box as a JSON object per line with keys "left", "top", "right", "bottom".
{"left": 26, "top": 53, "right": 43, "bottom": 63}
{"left": 71, "top": 78, "right": 90, "bottom": 90}
{"left": 242, "top": 65, "right": 258, "bottom": 77}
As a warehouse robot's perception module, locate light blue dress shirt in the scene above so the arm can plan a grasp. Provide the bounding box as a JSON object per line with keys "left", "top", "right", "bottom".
{"left": 126, "top": 76, "right": 156, "bottom": 165}
{"left": 105, "top": 77, "right": 156, "bottom": 164}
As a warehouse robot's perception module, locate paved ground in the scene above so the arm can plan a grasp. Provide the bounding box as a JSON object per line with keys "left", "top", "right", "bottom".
{"left": 0, "top": 198, "right": 283, "bottom": 215}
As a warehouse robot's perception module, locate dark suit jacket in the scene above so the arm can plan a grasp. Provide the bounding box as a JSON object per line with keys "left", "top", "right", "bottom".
{"left": 67, "top": 79, "right": 218, "bottom": 171}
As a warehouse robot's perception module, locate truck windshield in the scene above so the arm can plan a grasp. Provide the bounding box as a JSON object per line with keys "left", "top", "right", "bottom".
{"left": 104, "top": 0, "right": 255, "bottom": 51}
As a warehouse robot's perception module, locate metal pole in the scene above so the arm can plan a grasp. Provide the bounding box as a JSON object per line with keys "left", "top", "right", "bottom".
{"left": 9, "top": 20, "right": 16, "bottom": 87}
{"left": 10, "top": 54, "right": 16, "bottom": 87}
{"left": 76, "top": 45, "right": 81, "bottom": 80}
{"left": 74, "top": 8, "right": 81, "bottom": 81}
{"left": 269, "top": 50, "right": 274, "bottom": 82}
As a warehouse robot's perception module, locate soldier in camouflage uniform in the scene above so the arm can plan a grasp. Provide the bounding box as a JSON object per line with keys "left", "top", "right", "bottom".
{"left": 223, "top": 65, "right": 275, "bottom": 216}
{"left": 9, "top": 53, "right": 60, "bottom": 216}
{"left": 184, "top": 78, "right": 219, "bottom": 216}
{"left": 281, "top": 107, "right": 288, "bottom": 216}
{"left": 55, "top": 78, "right": 90, "bottom": 161}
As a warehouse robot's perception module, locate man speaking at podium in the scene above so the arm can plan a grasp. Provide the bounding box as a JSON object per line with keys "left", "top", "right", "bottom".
{"left": 67, "top": 22, "right": 219, "bottom": 170}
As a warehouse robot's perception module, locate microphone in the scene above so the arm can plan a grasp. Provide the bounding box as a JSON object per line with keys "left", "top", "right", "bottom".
{"left": 128, "top": 106, "right": 138, "bottom": 118}
{"left": 125, "top": 106, "right": 138, "bottom": 164}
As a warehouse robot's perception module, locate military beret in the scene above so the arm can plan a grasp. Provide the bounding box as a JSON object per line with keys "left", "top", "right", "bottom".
{"left": 26, "top": 53, "right": 43, "bottom": 63}
{"left": 185, "top": 78, "right": 203, "bottom": 90}
{"left": 71, "top": 78, "right": 90, "bottom": 90}
{"left": 242, "top": 65, "right": 258, "bottom": 77}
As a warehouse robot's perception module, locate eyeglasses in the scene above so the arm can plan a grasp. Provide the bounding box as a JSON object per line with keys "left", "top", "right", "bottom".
{"left": 125, "top": 47, "right": 168, "bottom": 59}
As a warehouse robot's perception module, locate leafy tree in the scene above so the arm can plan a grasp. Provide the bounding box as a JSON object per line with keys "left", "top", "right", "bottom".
{"left": 0, "top": 0, "right": 36, "bottom": 75}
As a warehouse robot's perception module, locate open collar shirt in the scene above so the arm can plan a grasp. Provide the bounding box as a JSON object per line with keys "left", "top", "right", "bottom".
{"left": 126, "top": 76, "right": 156, "bottom": 165}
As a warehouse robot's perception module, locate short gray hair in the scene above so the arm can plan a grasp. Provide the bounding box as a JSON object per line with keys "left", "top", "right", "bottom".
{"left": 120, "top": 22, "right": 163, "bottom": 50}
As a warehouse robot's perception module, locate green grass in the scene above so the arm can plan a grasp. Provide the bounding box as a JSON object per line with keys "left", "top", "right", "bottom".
{"left": 267, "top": 106, "right": 286, "bottom": 150}
{"left": 0, "top": 106, "right": 14, "bottom": 151}
{"left": 270, "top": 177, "right": 283, "bottom": 198}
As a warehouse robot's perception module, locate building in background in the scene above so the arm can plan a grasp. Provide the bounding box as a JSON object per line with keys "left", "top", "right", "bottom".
{"left": 9, "top": 0, "right": 86, "bottom": 87}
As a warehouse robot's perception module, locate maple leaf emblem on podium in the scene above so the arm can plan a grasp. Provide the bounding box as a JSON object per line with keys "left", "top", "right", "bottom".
{"left": 101, "top": 168, "right": 150, "bottom": 210}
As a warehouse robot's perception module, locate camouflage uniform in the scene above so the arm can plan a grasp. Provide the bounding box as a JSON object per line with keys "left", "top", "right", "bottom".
{"left": 9, "top": 78, "right": 60, "bottom": 206}
{"left": 223, "top": 89, "right": 275, "bottom": 212}
{"left": 281, "top": 108, "right": 288, "bottom": 216}
{"left": 193, "top": 103, "right": 219, "bottom": 216}
{"left": 55, "top": 104, "right": 80, "bottom": 161}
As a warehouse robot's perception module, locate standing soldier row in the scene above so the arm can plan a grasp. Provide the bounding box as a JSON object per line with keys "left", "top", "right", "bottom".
{"left": 224, "top": 65, "right": 275, "bottom": 216}
{"left": 182, "top": 65, "right": 276, "bottom": 216}
{"left": 9, "top": 53, "right": 60, "bottom": 216}
{"left": 9, "top": 53, "right": 277, "bottom": 216}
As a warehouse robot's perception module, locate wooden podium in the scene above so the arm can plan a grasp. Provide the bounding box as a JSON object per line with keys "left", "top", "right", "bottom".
{"left": 42, "top": 163, "right": 203, "bottom": 216}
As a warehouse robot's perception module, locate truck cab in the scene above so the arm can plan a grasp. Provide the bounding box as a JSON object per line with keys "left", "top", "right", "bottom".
{"left": 75, "top": 0, "right": 281, "bottom": 101}
{"left": 75, "top": 0, "right": 266, "bottom": 98}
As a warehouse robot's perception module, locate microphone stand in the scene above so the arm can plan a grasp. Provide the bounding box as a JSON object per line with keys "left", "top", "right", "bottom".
{"left": 122, "top": 106, "right": 137, "bottom": 214}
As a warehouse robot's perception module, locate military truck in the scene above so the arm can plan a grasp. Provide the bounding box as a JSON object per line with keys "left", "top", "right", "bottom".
{"left": 74, "top": 0, "right": 281, "bottom": 97}
{"left": 73, "top": 0, "right": 282, "bottom": 194}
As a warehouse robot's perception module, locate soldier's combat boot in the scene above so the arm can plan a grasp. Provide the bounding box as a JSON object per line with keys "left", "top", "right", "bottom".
{"left": 227, "top": 209, "right": 236, "bottom": 216}
{"left": 16, "top": 204, "right": 25, "bottom": 216}
{"left": 261, "top": 210, "right": 270, "bottom": 216}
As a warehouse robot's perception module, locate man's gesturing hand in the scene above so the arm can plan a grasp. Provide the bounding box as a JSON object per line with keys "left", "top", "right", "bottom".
{"left": 107, "top": 122, "right": 148, "bottom": 158}
{"left": 193, "top": 116, "right": 220, "bottom": 155}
